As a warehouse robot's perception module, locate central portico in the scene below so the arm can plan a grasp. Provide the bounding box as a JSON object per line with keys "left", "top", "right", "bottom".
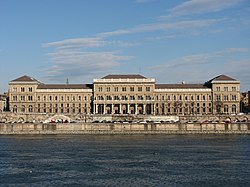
{"left": 93, "top": 74, "right": 155, "bottom": 115}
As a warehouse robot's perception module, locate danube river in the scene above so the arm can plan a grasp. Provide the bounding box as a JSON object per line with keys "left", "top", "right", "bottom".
{"left": 0, "top": 135, "right": 250, "bottom": 187}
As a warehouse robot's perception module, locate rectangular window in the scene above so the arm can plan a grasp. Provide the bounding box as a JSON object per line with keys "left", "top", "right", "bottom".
{"left": 21, "top": 96, "right": 25, "bottom": 101}
{"left": 106, "top": 87, "right": 110, "bottom": 92}
{"left": 232, "top": 95, "right": 237, "bottom": 101}
{"left": 130, "top": 87, "right": 134, "bottom": 92}
{"left": 44, "top": 96, "right": 46, "bottom": 101}
{"left": 138, "top": 87, "right": 142, "bottom": 92}
{"left": 146, "top": 87, "right": 150, "bottom": 92}
{"left": 216, "top": 95, "right": 221, "bottom": 101}
{"left": 224, "top": 87, "right": 228, "bottom": 92}
{"left": 114, "top": 86, "right": 118, "bottom": 92}
{"left": 29, "top": 87, "right": 32, "bottom": 92}
{"left": 122, "top": 87, "right": 126, "bottom": 92}
{"left": 162, "top": 96, "right": 164, "bottom": 100}
{"left": 130, "top": 96, "right": 135, "bottom": 100}
{"left": 13, "top": 88, "right": 17, "bottom": 92}
{"left": 28, "top": 96, "right": 33, "bottom": 101}
{"left": 21, "top": 87, "right": 25, "bottom": 92}
{"left": 216, "top": 87, "right": 220, "bottom": 92}
{"left": 78, "top": 96, "right": 81, "bottom": 101}
{"left": 232, "top": 87, "right": 236, "bottom": 91}
{"left": 98, "top": 86, "right": 102, "bottom": 92}
{"left": 224, "top": 95, "right": 228, "bottom": 101}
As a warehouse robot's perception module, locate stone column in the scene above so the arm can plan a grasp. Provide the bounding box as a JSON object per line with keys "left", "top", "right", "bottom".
{"left": 143, "top": 104, "right": 146, "bottom": 115}
{"left": 135, "top": 104, "right": 138, "bottom": 115}
{"left": 127, "top": 104, "right": 130, "bottom": 114}
{"left": 103, "top": 104, "right": 106, "bottom": 114}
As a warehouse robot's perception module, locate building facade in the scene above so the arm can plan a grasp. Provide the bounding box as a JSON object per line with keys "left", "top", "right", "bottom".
{"left": 8, "top": 74, "right": 241, "bottom": 115}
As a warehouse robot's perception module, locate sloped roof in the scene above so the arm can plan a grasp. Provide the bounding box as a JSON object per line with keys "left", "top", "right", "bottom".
{"left": 207, "top": 75, "right": 237, "bottom": 83}
{"left": 155, "top": 84, "right": 209, "bottom": 89}
{"left": 37, "top": 84, "right": 93, "bottom": 89}
{"left": 10, "top": 75, "right": 40, "bottom": 82}
{"left": 102, "top": 74, "right": 146, "bottom": 79}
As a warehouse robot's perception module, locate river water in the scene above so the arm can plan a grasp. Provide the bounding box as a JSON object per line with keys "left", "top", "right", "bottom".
{"left": 0, "top": 135, "right": 250, "bottom": 187}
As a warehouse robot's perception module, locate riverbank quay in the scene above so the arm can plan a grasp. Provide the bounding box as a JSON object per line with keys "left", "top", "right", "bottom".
{"left": 1, "top": 122, "right": 250, "bottom": 135}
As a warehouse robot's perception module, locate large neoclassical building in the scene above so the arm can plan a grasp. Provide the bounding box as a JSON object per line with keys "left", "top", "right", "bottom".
{"left": 8, "top": 74, "right": 240, "bottom": 115}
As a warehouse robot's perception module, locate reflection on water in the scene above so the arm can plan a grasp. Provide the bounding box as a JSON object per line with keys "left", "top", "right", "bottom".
{"left": 0, "top": 135, "right": 250, "bottom": 187}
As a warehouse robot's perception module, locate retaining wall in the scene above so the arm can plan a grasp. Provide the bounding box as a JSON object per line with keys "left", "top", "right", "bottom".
{"left": 0, "top": 122, "right": 250, "bottom": 135}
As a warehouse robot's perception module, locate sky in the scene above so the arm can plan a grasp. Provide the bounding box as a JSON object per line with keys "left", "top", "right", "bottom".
{"left": 0, "top": 0, "right": 250, "bottom": 93}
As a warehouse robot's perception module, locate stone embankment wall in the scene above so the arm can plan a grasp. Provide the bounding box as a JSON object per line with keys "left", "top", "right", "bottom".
{"left": 0, "top": 122, "right": 250, "bottom": 135}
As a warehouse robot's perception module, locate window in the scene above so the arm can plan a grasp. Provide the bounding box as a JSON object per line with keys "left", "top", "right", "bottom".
{"left": 78, "top": 96, "right": 81, "bottom": 101}
{"left": 122, "top": 87, "right": 126, "bottom": 92}
{"left": 203, "top": 95, "right": 206, "bottom": 100}
{"left": 191, "top": 95, "right": 194, "bottom": 100}
{"left": 72, "top": 96, "right": 75, "bottom": 101}
{"left": 13, "top": 96, "right": 17, "bottom": 101}
{"left": 224, "top": 105, "right": 229, "bottom": 113}
{"left": 13, "top": 105, "right": 17, "bottom": 113}
{"left": 224, "top": 87, "right": 228, "bottom": 92}
{"left": 232, "top": 95, "right": 237, "bottom": 101}
{"left": 28, "top": 105, "right": 33, "bottom": 112}
{"left": 13, "top": 88, "right": 17, "bottom": 92}
{"left": 29, "top": 87, "right": 32, "bottom": 92}
{"left": 21, "top": 87, "right": 25, "bottom": 92}
{"left": 55, "top": 96, "right": 58, "bottom": 101}
{"left": 138, "top": 87, "right": 142, "bottom": 92}
{"left": 216, "top": 95, "right": 221, "bottom": 101}
{"left": 197, "top": 95, "right": 199, "bottom": 100}
{"left": 174, "top": 95, "right": 176, "bottom": 101}
{"left": 67, "top": 96, "right": 70, "bottom": 101}
{"left": 146, "top": 95, "right": 151, "bottom": 100}
{"left": 216, "top": 87, "right": 220, "bottom": 91}
{"left": 21, "top": 105, "right": 25, "bottom": 112}
{"left": 49, "top": 96, "right": 52, "bottom": 101}
{"left": 61, "top": 96, "right": 64, "bottom": 101}
{"left": 121, "top": 96, "right": 127, "bottom": 100}
{"left": 138, "top": 96, "right": 143, "bottom": 100}
{"left": 106, "top": 87, "right": 110, "bottom": 92}
{"left": 162, "top": 96, "right": 164, "bottom": 100}
{"left": 232, "top": 104, "right": 236, "bottom": 113}
{"left": 232, "top": 87, "right": 236, "bottom": 91}
{"left": 84, "top": 96, "right": 87, "bottom": 101}
{"left": 130, "top": 87, "right": 134, "bottom": 92}
{"left": 179, "top": 95, "right": 182, "bottom": 100}
{"left": 146, "top": 87, "right": 150, "bottom": 92}
{"left": 114, "top": 96, "right": 119, "bottom": 100}
{"left": 130, "top": 96, "right": 135, "bottom": 100}
{"left": 224, "top": 95, "right": 228, "bottom": 101}
{"left": 114, "top": 86, "right": 118, "bottom": 92}
{"left": 106, "top": 96, "right": 112, "bottom": 100}
{"left": 44, "top": 96, "right": 46, "bottom": 101}
{"left": 28, "top": 96, "right": 33, "bottom": 101}
{"left": 98, "top": 86, "right": 102, "bottom": 92}
{"left": 21, "top": 96, "right": 25, "bottom": 101}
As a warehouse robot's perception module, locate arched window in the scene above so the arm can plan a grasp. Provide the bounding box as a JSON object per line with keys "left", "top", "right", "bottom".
{"left": 28, "top": 105, "right": 33, "bottom": 113}
{"left": 13, "top": 105, "right": 17, "bottom": 113}
{"left": 224, "top": 105, "right": 229, "bottom": 113}
{"left": 232, "top": 104, "right": 236, "bottom": 113}
{"left": 21, "top": 105, "right": 25, "bottom": 113}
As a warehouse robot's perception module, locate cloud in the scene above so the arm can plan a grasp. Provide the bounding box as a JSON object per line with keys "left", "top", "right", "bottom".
{"left": 161, "top": 0, "right": 244, "bottom": 19}
{"left": 98, "top": 18, "right": 223, "bottom": 37}
{"left": 147, "top": 48, "right": 249, "bottom": 86}
{"left": 44, "top": 50, "right": 132, "bottom": 82}
{"left": 42, "top": 37, "right": 107, "bottom": 49}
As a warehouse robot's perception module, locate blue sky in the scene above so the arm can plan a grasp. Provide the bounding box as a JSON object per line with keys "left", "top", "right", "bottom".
{"left": 0, "top": 0, "right": 250, "bottom": 93}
